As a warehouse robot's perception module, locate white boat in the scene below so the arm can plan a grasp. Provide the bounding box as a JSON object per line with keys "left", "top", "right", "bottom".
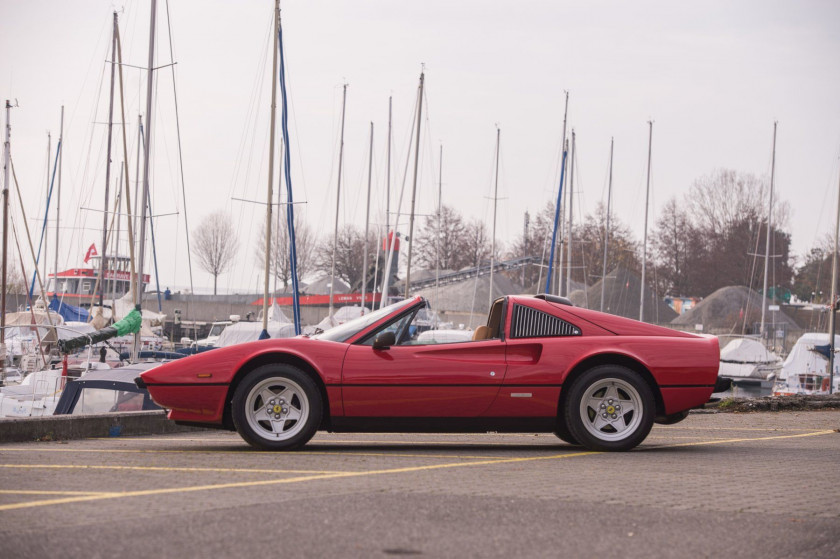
{"left": 773, "top": 332, "right": 840, "bottom": 395}
{"left": 718, "top": 337, "right": 782, "bottom": 389}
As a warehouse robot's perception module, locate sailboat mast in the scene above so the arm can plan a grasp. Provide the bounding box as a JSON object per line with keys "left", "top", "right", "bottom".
{"left": 489, "top": 127, "right": 500, "bottom": 309}
{"left": 386, "top": 96, "right": 392, "bottom": 236}
{"left": 43, "top": 132, "right": 50, "bottom": 289}
{"left": 261, "top": 0, "right": 280, "bottom": 335}
{"left": 555, "top": 91, "right": 569, "bottom": 295}
{"left": 565, "top": 129, "right": 575, "bottom": 298}
{"left": 134, "top": 115, "right": 141, "bottom": 264}
{"left": 329, "top": 83, "right": 348, "bottom": 319}
{"left": 435, "top": 143, "right": 442, "bottom": 297}
{"left": 601, "top": 138, "right": 614, "bottom": 313}
{"left": 54, "top": 106, "right": 63, "bottom": 287}
{"left": 136, "top": 0, "right": 157, "bottom": 350}
{"left": 404, "top": 70, "right": 425, "bottom": 298}
{"left": 640, "top": 120, "right": 653, "bottom": 322}
{"left": 829, "top": 166, "right": 840, "bottom": 395}
{"left": 100, "top": 11, "right": 118, "bottom": 308}
{"left": 361, "top": 122, "right": 374, "bottom": 310}
{"left": 761, "top": 122, "right": 777, "bottom": 339}
{"left": 112, "top": 169, "right": 123, "bottom": 310}
{"left": 1, "top": 100, "right": 11, "bottom": 369}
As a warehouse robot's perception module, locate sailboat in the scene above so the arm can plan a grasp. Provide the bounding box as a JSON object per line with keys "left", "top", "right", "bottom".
{"left": 774, "top": 124, "right": 840, "bottom": 396}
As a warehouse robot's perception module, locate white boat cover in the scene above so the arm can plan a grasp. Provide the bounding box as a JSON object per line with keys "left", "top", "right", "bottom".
{"left": 216, "top": 321, "right": 297, "bottom": 347}
{"left": 267, "top": 301, "right": 291, "bottom": 324}
{"left": 720, "top": 338, "right": 780, "bottom": 364}
{"left": 312, "top": 305, "right": 369, "bottom": 332}
{"left": 416, "top": 329, "right": 473, "bottom": 344}
{"left": 94, "top": 291, "right": 167, "bottom": 327}
{"left": 778, "top": 332, "right": 840, "bottom": 381}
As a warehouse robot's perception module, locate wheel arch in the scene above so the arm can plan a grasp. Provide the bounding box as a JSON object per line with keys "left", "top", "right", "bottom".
{"left": 223, "top": 352, "right": 331, "bottom": 431}
{"left": 558, "top": 353, "right": 665, "bottom": 417}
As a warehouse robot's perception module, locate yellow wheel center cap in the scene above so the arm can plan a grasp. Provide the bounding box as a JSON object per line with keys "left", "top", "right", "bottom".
{"left": 273, "top": 404, "right": 283, "bottom": 414}
{"left": 606, "top": 405, "right": 616, "bottom": 414}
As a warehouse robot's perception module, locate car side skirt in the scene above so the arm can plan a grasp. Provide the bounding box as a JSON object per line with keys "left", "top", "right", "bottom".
{"left": 328, "top": 416, "right": 557, "bottom": 433}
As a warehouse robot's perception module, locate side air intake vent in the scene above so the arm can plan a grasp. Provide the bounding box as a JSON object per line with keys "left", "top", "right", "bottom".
{"left": 510, "top": 305, "right": 581, "bottom": 339}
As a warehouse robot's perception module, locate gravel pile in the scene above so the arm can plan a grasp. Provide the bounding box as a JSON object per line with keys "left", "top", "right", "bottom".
{"left": 671, "top": 285, "right": 798, "bottom": 331}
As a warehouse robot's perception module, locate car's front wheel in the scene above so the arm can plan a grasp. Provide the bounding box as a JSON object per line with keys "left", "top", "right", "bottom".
{"left": 563, "top": 365, "right": 654, "bottom": 452}
{"left": 232, "top": 364, "right": 322, "bottom": 450}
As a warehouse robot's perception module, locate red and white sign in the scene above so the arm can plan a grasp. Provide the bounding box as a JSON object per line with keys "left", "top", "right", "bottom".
{"left": 84, "top": 243, "right": 98, "bottom": 263}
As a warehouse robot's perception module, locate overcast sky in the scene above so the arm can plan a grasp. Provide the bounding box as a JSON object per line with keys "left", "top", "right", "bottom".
{"left": 2, "top": 0, "right": 840, "bottom": 295}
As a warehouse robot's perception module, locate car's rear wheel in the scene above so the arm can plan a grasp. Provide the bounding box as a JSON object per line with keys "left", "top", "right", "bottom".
{"left": 564, "top": 365, "right": 654, "bottom": 452}
{"left": 232, "top": 364, "right": 321, "bottom": 450}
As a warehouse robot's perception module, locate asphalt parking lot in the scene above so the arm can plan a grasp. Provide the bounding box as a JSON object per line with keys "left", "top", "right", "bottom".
{"left": 1, "top": 411, "right": 839, "bottom": 558}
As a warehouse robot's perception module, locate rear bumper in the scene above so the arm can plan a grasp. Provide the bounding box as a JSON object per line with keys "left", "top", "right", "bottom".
{"left": 660, "top": 385, "right": 716, "bottom": 415}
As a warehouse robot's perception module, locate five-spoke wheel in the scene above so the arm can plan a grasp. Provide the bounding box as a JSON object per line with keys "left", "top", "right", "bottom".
{"left": 232, "top": 364, "right": 322, "bottom": 450}
{"left": 563, "top": 365, "right": 654, "bottom": 451}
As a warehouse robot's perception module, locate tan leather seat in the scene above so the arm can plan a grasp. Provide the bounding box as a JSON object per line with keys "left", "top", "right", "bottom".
{"left": 472, "top": 325, "right": 491, "bottom": 341}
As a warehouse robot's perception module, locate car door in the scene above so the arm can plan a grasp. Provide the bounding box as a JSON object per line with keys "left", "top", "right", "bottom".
{"left": 341, "top": 307, "right": 507, "bottom": 417}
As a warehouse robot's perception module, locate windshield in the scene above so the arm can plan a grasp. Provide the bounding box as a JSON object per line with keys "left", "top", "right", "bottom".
{"left": 315, "top": 298, "right": 418, "bottom": 343}
{"left": 208, "top": 324, "right": 228, "bottom": 337}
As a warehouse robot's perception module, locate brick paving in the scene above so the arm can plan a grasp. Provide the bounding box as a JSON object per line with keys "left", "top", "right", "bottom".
{"left": 0, "top": 411, "right": 838, "bottom": 557}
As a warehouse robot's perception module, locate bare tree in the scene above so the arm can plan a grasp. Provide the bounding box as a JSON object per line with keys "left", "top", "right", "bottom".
{"left": 650, "top": 169, "right": 794, "bottom": 299}
{"left": 573, "top": 203, "right": 639, "bottom": 286}
{"left": 414, "top": 205, "right": 467, "bottom": 271}
{"left": 506, "top": 202, "right": 555, "bottom": 287}
{"left": 315, "top": 224, "right": 377, "bottom": 289}
{"left": 192, "top": 210, "right": 238, "bottom": 295}
{"left": 464, "top": 219, "right": 493, "bottom": 268}
{"left": 256, "top": 216, "right": 315, "bottom": 291}
{"left": 651, "top": 197, "right": 699, "bottom": 296}
{"left": 5, "top": 264, "right": 26, "bottom": 296}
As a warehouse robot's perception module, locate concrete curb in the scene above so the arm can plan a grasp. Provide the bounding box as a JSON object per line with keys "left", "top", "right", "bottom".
{"left": 0, "top": 411, "right": 202, "bottom": 443}
{"left": 701, "top": 394, "right": 840, "bottom": 413}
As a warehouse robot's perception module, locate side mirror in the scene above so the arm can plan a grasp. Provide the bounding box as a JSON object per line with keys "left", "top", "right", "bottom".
{"left": 372, "top": 331, "right": 396, "bottom": 350}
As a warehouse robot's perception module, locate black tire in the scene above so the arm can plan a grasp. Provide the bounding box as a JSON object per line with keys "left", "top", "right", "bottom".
{"left": 553, "top": 416, "right": 580, "bottom": 446}
{"left": 563, "top": 365, "right": 655, "bottom": 452}
{"left": 232, "top": 364, "right": 322, "bottom": 450}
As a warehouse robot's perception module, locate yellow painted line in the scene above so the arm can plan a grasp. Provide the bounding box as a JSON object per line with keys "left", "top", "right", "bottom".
{"left": 645, "top": 435, "right": 753, "bottom": 440}
{"left": 0, "top": 490, "right": 115, "bottom": 497}
{"left": 0, "top": 450, "right": 598, "bottom": 512}
{"left": 651, "top": 429, "right": 836, "bottom": 449}
{"left": 0, "top": 447, "right": 504, "bottom": 461}
{"left": 0, "top": 464, "right": 347, "bottom": 475}
{"left": 666, "top": 425, "right": 833, "bottom": 432}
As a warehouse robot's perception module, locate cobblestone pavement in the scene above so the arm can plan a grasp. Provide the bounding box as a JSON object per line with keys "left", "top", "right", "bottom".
{"left": 1, "top": 411, "right": 839, "bottom": 558}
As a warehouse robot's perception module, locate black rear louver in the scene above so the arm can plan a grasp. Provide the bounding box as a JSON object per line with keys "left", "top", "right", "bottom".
{"left": 510, "top": 305, "right": 581, "bottom": 339}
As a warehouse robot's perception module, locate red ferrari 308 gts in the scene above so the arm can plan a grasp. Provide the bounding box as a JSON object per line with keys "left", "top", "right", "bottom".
{"left": 138, "top": 294, "right": 720, "bottom": 452}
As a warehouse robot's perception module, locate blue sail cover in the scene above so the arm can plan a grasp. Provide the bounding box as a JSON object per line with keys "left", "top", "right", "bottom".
{"left": 49, "top": 297, "right": 90, "bottom": 323}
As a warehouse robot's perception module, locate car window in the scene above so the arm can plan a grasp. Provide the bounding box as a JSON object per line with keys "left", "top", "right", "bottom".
{"left": 361, "top": 302, "right": 476, "bottom": 346}
{"left": 360, "top": 311, "right": 417, "bottom": 346}
{"left": 509, "top": 304, "right": 581, "bottom": 338}
{"left": 316, "top": 299, "right": 417, "bottom": 343}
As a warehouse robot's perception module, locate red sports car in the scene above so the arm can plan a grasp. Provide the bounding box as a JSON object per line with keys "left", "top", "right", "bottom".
{"left": 138, "top": 294, "right": 720, "bottom": 452}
